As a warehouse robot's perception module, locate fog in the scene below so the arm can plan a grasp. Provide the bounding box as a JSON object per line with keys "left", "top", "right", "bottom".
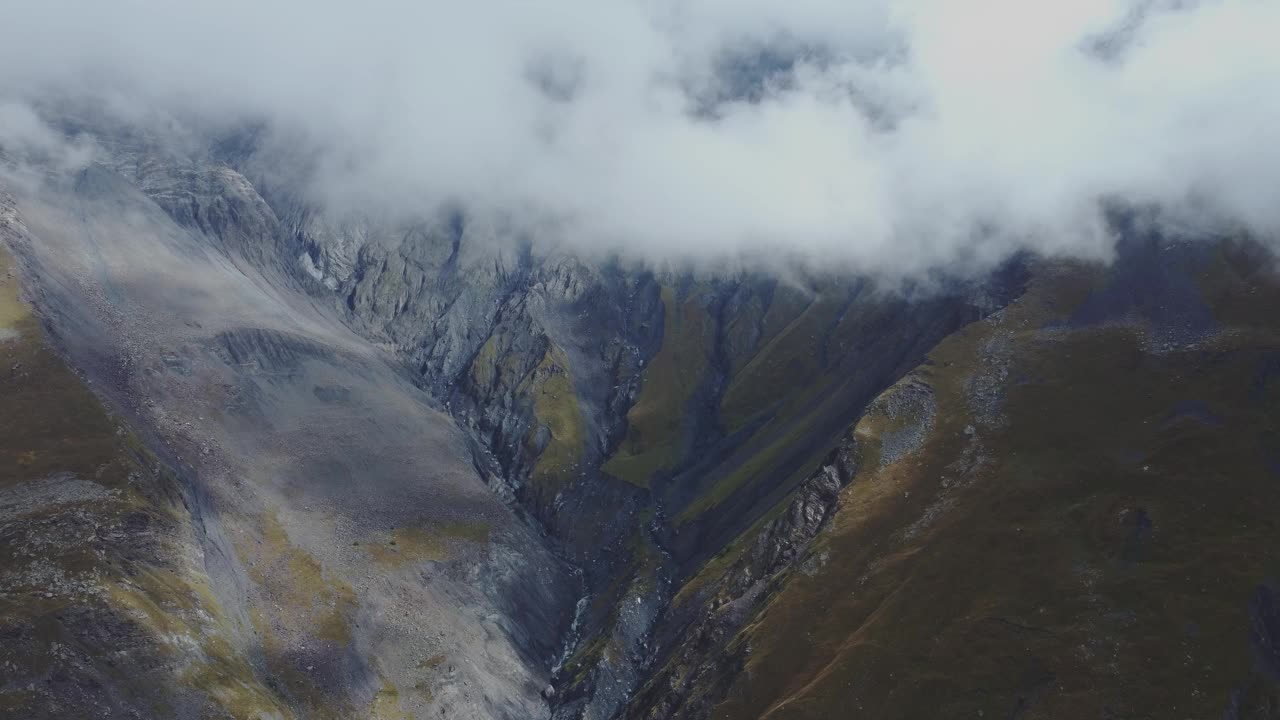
{"left": 0, "top": 0, "right": 1276, "bottom": 273}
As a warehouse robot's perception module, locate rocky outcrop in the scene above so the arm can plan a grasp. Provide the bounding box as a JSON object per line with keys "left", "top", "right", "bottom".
{"left": 627, "top": 435, "right": 859, "bottom": 720}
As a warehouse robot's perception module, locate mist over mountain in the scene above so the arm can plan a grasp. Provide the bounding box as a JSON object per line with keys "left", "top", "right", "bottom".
{"left": 4, "top": 3, "right": 1280, "bottom": 720}
{"left": 3, "top": 0, "right": 1278, "bottom": 272}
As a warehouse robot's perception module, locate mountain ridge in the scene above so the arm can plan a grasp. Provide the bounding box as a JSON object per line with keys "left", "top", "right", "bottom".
{"left": 4, "top": 124, "right": 1280, "bottom": 719}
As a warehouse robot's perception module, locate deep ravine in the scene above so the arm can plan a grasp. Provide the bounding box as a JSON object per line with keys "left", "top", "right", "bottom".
{"left": 11, "top": 121, "right": 1278, "bottom": 720}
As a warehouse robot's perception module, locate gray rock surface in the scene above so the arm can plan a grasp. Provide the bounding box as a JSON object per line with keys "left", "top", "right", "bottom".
{"left": 2, "top": 143, "right": 575, "bottom": 718}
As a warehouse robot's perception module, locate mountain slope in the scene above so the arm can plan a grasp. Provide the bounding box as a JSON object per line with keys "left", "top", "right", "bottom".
{"left": 0, "top": 154, "right": 574, "bottom": 718}
{"left": 5, "top": 122, "right": 1280, "bottom": 720}
{"left": 0, "top": 239, "right": 289, "bottom": 718}
{"left": 627, "top": 239, "right": 1280, "bottom": 719}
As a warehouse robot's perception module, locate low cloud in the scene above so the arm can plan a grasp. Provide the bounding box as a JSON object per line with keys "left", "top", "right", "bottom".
{"left": 0, "top": 0, "right": 1276, "bottom": 274}
{"left": 0, "top": 102, "right": 95, "bottom": 172}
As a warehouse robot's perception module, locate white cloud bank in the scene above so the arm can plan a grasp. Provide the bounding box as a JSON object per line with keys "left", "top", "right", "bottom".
{"left": 0, "top": 0, "right": 1276, "bottom": 273}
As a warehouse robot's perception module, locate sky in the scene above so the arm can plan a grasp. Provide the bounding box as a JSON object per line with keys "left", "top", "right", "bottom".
{"left": 0, "top": 0, "right": 1276, "bottom": 274}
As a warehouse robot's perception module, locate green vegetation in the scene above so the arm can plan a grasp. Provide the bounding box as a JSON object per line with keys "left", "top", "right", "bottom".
{"left": 523, "top": 344, "right": 587, "bottom": 494}
{"left": 368, "top": 520, "right": 492, "bottom": 568}
{"left": 237, "top": 512, "right": 357, "bottom": 717}
{"left": 238, "top": 512, "right": 357, "bottom": 645}
{"left": 560, "top": 632, "right": 615, "bottom": 691}
{"left": 468, "top": 332, "right": 526, "bottom": 392}
{"left": 0, "top": 255, "right": 134, "bottom": 490}
{"left": 674, "top": 283, "right": 858, "bottom": 524}
{"left": 757, "top": 284, "right": 815, "bottom": 354}
{"left": 702, "top": 263, "right": 1280, "bottom": 719}
{"left": 469, "top": 329, "right": 589, "bottom": 509}
{"left": 670, "top": 534, "right": 752, "bottom": 610}
{"left": 603, "top": 286, "right": 713, "bottom": 488}
{"left": 718, "top": 285, "right": 842, "bottom": 434}
{"left": 370, "top": 679, "right": 409, "bottom": 720}
{"left": 675, "top": 409, "right": 837, "bottom": 526}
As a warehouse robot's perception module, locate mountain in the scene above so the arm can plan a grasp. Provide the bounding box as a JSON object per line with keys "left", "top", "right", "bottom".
{"left": 3, "top": 123, "right": 1280, "bottom": 720}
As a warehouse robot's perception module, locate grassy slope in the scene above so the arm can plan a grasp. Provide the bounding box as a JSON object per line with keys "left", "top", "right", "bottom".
{"left": 598, "top": 276, "right": 935, "bottom": 538}
{"left": 670, "top": 285, "right": 850, "bottom": 523}
{"left": 524, "top": 343, "right": 588, "bottom": 493}
{"left": 705, "top": 257, "right": 1280, "bottom": 719}
{"left": 674, "top": 280, "right": 941, "bottom": 530}
{"left": 470, "top": 326, "right": 588, "bottom": 508}
{"left": 595, "top": 274, "right": 867, "bottom": 514}
{"left": 603, "top": 285, "right": 713, "bottom": 489}
{"left": 718, "top": 283, "right": 839, "bottom": 434}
